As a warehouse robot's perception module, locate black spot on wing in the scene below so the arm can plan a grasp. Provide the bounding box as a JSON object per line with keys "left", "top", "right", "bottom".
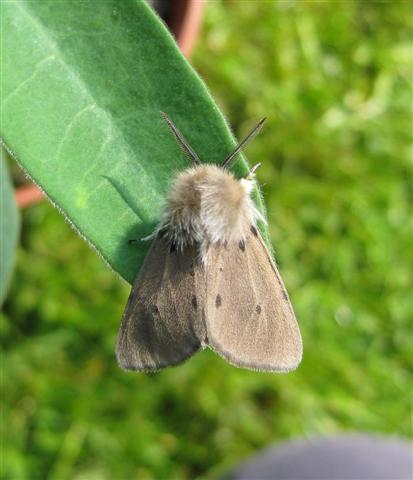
{"left": 239, "top": 240, "right": 245, "bottom": 251}
{"left": 256, "top": 305, "right": 262, "bottom": 314}
{"left": 216, "top": 294, "right": 222, "bottom": 308}
{"left": 191, "top": 295, "right": 198, "bottom": 310}
{"left": 250, "top": 225, "right": 258, "bottom": 237}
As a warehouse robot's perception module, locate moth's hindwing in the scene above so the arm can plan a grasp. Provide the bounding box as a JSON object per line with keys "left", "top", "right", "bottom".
{"left": 205, "top": 228, "right": 302, "bottom": 372}
{"left": 116, "top": 237, "right": 207, "bottom": 371}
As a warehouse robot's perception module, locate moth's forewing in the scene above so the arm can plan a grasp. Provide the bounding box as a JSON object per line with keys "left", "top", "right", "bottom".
{"left": 205, "top": 228, "right": 302, "bottom": 372}
{"left": 116, "top": 237, "right": 207, "bottom": 371}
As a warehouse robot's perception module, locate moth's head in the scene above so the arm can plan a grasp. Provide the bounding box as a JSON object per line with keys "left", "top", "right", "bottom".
{"left": 172, "top": 164, "right": 249, "bottom": 206}
{"left": 166, "top": 163, "right": 262, "bottom": 248}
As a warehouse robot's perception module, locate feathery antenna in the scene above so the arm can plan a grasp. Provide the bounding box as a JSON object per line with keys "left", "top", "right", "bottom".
{"left": 161, "top": 112, "right": 201, "bottom": 165}
{"left": 221, "top": 118, "right": 266, "bottom": 169}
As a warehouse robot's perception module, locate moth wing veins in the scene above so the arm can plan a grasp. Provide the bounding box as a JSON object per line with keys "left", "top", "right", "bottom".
{"left": 116, "top": 236, "right": 207, "bottom": 371}
{"left": 205, "top": 228, "right": 302, "bottom": 372}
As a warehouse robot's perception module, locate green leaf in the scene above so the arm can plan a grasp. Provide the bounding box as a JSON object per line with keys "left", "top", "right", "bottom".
{"left": 1, "top": 0, "right": 268, "bottom": 284}
{"left": 0, "top": 150, "right": 19, "bottom": 304}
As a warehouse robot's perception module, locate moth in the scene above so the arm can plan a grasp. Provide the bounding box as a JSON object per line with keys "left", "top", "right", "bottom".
{"left": 116, "top": 113, "right": 302, "bottom": 372}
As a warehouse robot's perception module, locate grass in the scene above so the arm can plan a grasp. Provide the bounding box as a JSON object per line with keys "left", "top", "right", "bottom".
{"left": 2, "top": 1, "right": 412, "bottom": 479}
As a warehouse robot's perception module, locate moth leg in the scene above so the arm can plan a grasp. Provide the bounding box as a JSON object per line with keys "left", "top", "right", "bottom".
{"left": 244, "top": 162, "right": 261, "bottom": 180}
{"left": 128, "top": 231, "right": 156, "bottom": 245}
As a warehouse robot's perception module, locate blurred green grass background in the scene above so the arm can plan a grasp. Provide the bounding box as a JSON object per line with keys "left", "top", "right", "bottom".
{"left": 2, "top": 1, "right": 412, "bottom": 479}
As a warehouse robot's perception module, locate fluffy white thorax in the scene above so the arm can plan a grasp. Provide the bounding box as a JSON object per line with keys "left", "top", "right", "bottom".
{"left": 158, "top": 164, "right": 264, "bottom": 256}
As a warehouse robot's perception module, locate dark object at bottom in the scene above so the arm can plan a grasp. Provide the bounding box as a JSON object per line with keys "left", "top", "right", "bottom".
{"left": 226, "top": 434, "right": 413, "bottom": 480}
